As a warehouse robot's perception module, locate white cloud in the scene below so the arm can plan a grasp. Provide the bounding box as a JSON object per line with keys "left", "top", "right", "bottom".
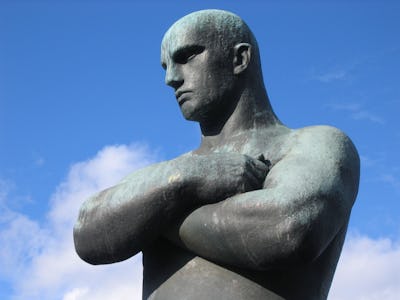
{"left": 63, "top": 288, "right": 89, "bottom": 300}
{"left": 0, "top": 212, "right": 49, "bottom": 281}
{"left": 48, "top": 143, "right": 157, "bottom": 230}
{"left": 329, "top": 234, "right": 400, "bottom": 300}
{"left": 0, "top": 143, "right": 157, "bottom": 300}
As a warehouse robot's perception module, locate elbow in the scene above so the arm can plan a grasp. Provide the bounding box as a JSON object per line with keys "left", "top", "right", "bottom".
{"left": 73, "top": 220, "right": 116, "bottom": 265}
{"left": 282, "top": 223, "right": 331, "bottom": 266}
{"left": 73, "top": 228, "right": 92, "bottom": 264}
{"left": 292, "top": 235, "right": 321, "bottom": 265}
{"left": 282, "top": 222, "right": 323, "bottom": 265}
{"left": 73, "top": 224, "right": 102, "bottom": 265}
{"left": 252, "top": 224, "right": 320, "bottom": 270}
{"left": 73, "top": 196, "right": 118, "bottom": 265}
{"left": 73, "top": 221, "right": 140, "bottom": 265}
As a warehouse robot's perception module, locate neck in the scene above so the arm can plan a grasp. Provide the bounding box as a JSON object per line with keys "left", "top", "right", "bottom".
{"left": 198, "top": 81, "right": 281, "bottom": 151}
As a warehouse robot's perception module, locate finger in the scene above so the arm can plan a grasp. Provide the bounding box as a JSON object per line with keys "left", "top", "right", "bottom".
{"left": 250, "top": 159, "right": 269, "bottom": 179}
{"left": 243, "top": 171, "right": 264, "bottom": 192}
{"left": 257, "top": 154, "right": 267, "bottom": 164}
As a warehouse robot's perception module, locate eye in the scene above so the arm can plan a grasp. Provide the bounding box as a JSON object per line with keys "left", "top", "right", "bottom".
{"left": 186, "top": 53, "right": 196, "bottom": 61}
{"left": 175, "top": 51, "right": 194, "bottom": 64}
{"left": 174, "top": 45, "right": 205, "bottom": 64}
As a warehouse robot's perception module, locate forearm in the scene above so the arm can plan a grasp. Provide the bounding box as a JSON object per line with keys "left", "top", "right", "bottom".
{"left": 73, "top": 159, "right": 190, "bottom": 264}
{"left": 176, "top": 188, "right": 347, "bottom": 270}
{"left": 176, "top": 190, "right": 284, "bottom": 269}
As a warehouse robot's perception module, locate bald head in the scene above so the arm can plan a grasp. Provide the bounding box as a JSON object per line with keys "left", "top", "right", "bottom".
{"left": 163, "top": 10, "right": 258, "bottom": 55}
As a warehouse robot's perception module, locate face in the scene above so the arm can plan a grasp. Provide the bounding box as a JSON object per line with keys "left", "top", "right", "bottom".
{"left": 161, "top": 25, "right": 236, "bottom": 122}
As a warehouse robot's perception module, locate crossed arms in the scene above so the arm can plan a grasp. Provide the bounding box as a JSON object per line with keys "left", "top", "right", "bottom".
{"left": 73, "top": 126, "right": 359, "bottom": 270}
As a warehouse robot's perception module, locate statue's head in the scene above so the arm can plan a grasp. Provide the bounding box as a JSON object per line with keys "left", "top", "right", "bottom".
{"left": 161, "top": 10, "right": 263, "bottom": 122}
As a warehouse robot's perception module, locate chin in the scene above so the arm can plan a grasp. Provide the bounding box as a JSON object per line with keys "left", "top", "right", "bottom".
{"left": 182, "top": 112, "right": 199, "bottom": 122}
{"left": 180, "top": 101, "right": 213, "bottom": 122}
{"left": 180, "top": 104, "right": 200, "bottom": 122}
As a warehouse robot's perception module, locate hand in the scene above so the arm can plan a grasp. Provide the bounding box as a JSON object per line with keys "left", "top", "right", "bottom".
{"left": 179, "top": 153, "right": 269, "bottom": 205}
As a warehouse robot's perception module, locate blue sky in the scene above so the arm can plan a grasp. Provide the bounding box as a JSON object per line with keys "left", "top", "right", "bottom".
{"left": 1, "top": 1, "right": 399, "bottom": 299}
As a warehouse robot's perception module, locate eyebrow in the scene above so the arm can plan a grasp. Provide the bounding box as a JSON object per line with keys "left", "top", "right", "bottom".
{"left": 161, "top": 44, "right": 205, "bottom": 69}
{"left": 172, "top": 45, "right": 205, "bottom": 61}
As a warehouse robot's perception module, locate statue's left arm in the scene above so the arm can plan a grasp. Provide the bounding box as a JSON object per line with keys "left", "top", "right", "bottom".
{"left": 174, "top": 127, "right": 360, "bottom": 270}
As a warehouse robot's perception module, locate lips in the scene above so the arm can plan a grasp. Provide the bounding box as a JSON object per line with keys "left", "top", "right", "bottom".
{"left": 175, "top": 90, "right": 191, "bottom": 105}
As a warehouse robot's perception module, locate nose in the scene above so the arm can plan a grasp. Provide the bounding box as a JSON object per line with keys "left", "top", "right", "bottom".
{"left": 165, "top": 64, "right": 183, "bottom": 89}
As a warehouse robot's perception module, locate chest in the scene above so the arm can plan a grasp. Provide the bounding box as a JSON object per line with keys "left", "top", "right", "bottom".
{"left": 207, "top": 130, "right": 292, "bottom": 167}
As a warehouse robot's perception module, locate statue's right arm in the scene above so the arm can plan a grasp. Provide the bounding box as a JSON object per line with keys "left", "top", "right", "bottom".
{"left": 73, "top": 159, "right": 185, "bottom": 265}
{"left": 73, "top": 153, "right": 267, "bottom": 265}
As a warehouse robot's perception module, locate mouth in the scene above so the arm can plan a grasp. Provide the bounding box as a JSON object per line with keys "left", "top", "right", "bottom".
{"left": 175, "top": 90, "right": 191, "bottom": 105}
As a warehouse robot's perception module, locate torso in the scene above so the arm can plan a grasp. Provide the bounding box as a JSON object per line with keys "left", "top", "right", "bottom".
{"left": 143, "top": 224, "right": 347, "bottom": 300}
{"left": 143, "top": 124, "right": 349, "bottom": 300}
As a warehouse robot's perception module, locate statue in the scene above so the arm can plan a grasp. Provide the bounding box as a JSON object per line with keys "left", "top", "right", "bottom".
{"left": 73, "top": 9, "right": 360, "bottom": 300}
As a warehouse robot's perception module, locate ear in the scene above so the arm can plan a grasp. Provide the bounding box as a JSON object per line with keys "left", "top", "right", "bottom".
{"left": 233, "top": 43, "right": 251, "bottom": 75}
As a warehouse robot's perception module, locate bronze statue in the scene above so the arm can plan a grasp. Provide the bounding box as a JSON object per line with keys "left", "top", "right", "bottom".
{"left": 74, "top": 9, "right": 360, "bottom": 300}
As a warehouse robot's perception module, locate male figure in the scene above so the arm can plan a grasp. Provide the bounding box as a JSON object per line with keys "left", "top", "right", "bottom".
{"left": 74, "top": 10, "right": 360, "bottom": 300}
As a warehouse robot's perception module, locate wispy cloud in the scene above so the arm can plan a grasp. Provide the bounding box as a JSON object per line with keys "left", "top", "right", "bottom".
{"left": 0, "top": 143, "right": 157, "bottom": 300}
{"left": 360, "top": 155, "right": 381, "bottom": 168}
{"left": 380, "top": 174, "right": 400, "bottom": 193}
{"left": 310, "top": 47, "right": 398, "bottom": 85}
{"left": 34, "top": 157, "right": 45, "bottom": 167}
{"left": 0, "top": 179, "right": 14, "bottom": 205}
{"left": 313, "top": 69, "right": 348, "bottom": 83}
{"left": 309, "top": 59, "right": 358, "bottom": 84}
{"left": 327, "top": 102, "right": 385, "bottom": 124}
{"left": 359, "top": 153, "right": 400, "bottom": 194}
{"left": 351, "top": 110, "right": 385, "bottom": 124}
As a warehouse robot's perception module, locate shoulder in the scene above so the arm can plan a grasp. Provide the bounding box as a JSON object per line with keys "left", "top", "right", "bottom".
{"left": 288, "top": 125, "right": 359, "bottom": 164}
{"left": 269, "top": 125, "right": 360, "bottom": 203}
{"left": 293, "top": 125, "right": 350, "bottom": 145}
